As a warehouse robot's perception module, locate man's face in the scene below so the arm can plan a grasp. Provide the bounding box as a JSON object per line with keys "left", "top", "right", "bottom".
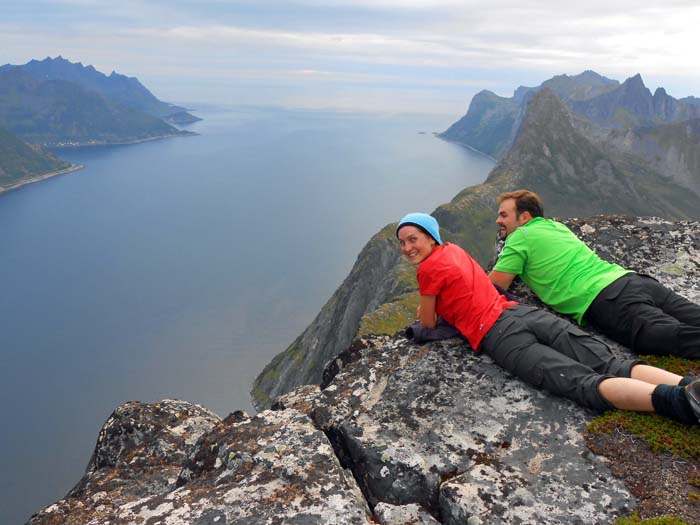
{"left": 496, "top": 198, "right": 524, "bottom": 239}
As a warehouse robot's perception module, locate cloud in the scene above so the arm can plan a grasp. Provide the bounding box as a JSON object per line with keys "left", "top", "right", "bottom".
{"left": 3, "top": 1, "right": 700, "bottom": 112}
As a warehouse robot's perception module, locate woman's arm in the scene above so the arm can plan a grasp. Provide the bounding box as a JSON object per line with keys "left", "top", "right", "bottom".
{"left": 418, "top": 295, "right": 437, "bottom": 328}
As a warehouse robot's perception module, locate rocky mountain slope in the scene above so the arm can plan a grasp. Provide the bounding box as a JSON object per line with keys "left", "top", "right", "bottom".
{"left": 253, "top": 88, "right": 700, "bottom": 409}
{"left": 28, "top": 216, "right": 700, "bottom": 524}
{"left": 607, "top": 118, "right": 700, "bottom": 195}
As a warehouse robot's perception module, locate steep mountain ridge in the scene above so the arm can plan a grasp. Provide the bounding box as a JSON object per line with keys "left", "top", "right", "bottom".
{"left": 440, "top": 90, "right": 520, "bottom": 159}
{"left": 514, "top": 70, "right": 619, "bottom": 102}
{"left": 253, "top": 89, "right": 700, "bottom": 408}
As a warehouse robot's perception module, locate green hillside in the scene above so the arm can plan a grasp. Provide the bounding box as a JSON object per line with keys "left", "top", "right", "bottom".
{"left": 0, "top": 125, "right": 73, "bottom": 190}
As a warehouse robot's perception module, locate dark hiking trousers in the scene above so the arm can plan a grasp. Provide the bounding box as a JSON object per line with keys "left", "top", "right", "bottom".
{"left": 481, "top": 304, "right": 642, "bottom": 411}
{"left": 585, "top": 273, "right": 700, "bottom": 359}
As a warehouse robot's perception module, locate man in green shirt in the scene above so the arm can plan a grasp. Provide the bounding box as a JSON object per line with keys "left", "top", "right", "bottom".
{"left": 488, "top": 189, "right": 700, "bottom": 359}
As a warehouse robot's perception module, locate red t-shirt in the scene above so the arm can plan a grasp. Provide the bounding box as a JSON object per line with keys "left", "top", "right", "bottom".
{"left": 417, "top": 242, "right": 517, "bottom": 350}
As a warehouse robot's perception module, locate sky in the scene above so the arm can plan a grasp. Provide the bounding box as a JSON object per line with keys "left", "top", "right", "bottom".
{"left": 2, "top": 0, "right": 700, "bottom": 116}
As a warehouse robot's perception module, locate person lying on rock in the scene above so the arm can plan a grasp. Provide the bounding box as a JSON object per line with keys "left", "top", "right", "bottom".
{"left": 396, "top": 212, "right": 700, "bottom": 425}
{"left": 488, "top": 189, "right": 700, "bottom": 360}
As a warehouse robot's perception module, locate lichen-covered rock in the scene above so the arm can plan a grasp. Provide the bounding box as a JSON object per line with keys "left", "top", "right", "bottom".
{"left": 274, "top": 216, "right": 700, "bottom": 524}
{"left": 28, "top": 403, "right": 372, "bottom": 525}
{"left": 165, "top": 408, "right": 371, "bottom": 524}
{"left": 564, "top": 216, "right": 700, "bottom": 301}
{"left": 28, "top": 399, "right": 221, "bottom": 524}
{"left": 374, "top": 502, "right": 442, "bottom": 524}
{"left": 281, "top": 335, "right": 633, "bottom": 524}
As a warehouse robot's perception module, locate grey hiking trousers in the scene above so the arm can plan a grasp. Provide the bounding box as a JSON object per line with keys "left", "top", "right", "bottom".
{"left": 481, "top": 304, "right": 642, "bottom": 411}
{"left": 585, "top": 273, "right": 700, "bottom": 359}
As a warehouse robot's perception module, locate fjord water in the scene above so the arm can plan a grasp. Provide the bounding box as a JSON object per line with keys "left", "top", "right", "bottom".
{"left": 1, "top": 106, "right": 494, "bottom": 523}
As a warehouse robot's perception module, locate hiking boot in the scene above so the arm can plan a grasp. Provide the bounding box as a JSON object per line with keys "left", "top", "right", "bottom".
{"left": 684, "top": 378, "right": 700, "bottom": 422}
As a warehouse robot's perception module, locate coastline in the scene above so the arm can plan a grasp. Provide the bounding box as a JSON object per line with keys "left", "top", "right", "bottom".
{"left": 0, "top": 131, "right": 197, "bottom": 196}
{"left": 0, "top": 164, "right": 85, "bottom": 195}
{"left": 434, "top": 133, "right": 498, "bottom": 161}
{"left": 49, "top": 131, "right": 198, "bottom": 149}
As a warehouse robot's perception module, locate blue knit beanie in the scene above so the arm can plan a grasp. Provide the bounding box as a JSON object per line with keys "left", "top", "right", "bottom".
{"left": 396, "top": 213, "right": 442, "bottom": 245}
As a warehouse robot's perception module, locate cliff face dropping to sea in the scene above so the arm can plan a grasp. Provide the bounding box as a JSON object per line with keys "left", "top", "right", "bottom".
{"left": 29, "top": 215, "right": 700, "bottom": 524}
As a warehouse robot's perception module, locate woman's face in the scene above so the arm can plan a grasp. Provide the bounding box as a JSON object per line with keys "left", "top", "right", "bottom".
{"left": 397, "top": 225, "right": 436, "bottom": 265}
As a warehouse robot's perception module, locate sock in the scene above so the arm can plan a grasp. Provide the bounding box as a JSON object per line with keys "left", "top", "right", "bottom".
{"left": 651, "top": 384, "right": 697, "bottom": 425}
{"left": 679, "top": 375, "right": 695, "bottom": 387}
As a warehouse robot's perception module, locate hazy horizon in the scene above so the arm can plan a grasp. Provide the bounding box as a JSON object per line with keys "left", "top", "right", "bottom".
{"left": 3, "top": 1, "right": 700, "bottom": 116}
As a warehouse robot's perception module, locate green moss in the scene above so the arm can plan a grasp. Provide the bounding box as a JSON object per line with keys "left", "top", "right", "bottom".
{"left": 658, "top": 263, "right": 687, "bottom": 276}
{"left": 614, "top": 514, "right": 690, "bottom": 525}
{"left": 394, "top": 260, "right": 418, "bottom": 293}
{"left": 358, "top": 292, "right": 420, "bottom": 336}
{"left": 639, "top": 355, "right": 700, "bottom": 377}
{"left": 587, "top": 411, "right": 700, "bottom": 459}
{"left": 251, "top": 337, "right": 304, "bottom": 408}
{"left": 251, "top": 384, "right": 271, "bottom": 410}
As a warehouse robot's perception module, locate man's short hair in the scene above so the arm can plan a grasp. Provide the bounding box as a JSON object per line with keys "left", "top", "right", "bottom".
{"left": 497, "top": 190, "right": 544, "bottom": 218}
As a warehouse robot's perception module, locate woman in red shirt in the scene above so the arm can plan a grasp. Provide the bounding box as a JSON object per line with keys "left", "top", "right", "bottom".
{"left": 397, "top": 212, "right": 700, "bottom": 425}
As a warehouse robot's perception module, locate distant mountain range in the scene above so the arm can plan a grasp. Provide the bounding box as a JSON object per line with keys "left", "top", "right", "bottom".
{"left": 0, "top": 56, "right": 200, "bottom": 125}
{"left": 254, "top": 84, "right": 700, "bottom": 408}
{"left": 0, "top": 56, "right": 200, "bottom": 192}
{"left": 441, "top": 71, "right": 700, "bottom": 162}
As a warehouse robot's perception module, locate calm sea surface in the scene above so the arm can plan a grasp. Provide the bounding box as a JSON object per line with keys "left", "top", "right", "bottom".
{"left": 1, "top": 106, "right": 494, "bottom": 523}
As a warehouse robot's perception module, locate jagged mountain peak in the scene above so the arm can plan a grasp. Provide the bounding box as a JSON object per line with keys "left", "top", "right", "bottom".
{"left": 507, "top": 88, "right": 576, "bottom": 154}
{"left": 520, "top": 88, "right": 568, "bottom": 121}
{"left": 621, "top": 73, "right": 648, "bottom": 92}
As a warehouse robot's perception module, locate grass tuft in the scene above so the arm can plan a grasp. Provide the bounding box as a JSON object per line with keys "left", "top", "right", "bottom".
{"left": 587, "top": 411, "right": 700, "bottom": 459}
{"left": 613, "top": 514, "right": 690, "bottom": 525}
{"left": 638, "top": 355, "right": 700, "bottom": 378}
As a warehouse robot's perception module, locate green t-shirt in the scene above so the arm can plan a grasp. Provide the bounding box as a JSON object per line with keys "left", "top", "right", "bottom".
{"left": 492, "top": 217, "right": 630, "bottom": 324}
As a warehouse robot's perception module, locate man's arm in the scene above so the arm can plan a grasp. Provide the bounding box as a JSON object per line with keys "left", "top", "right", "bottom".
{"left": 489, "top": 270, "right": 516, "bottom": 290}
